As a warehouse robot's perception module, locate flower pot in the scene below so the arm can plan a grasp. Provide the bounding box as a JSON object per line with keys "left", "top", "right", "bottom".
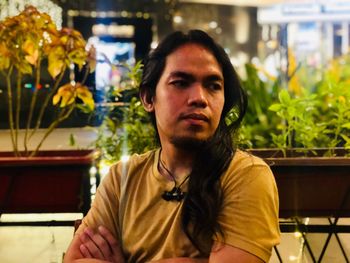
{"left": 0, "top": 150, "right": 96, "bottom": 217}
{"left": 249, "top": 148, "right": 350, "bottom": 218}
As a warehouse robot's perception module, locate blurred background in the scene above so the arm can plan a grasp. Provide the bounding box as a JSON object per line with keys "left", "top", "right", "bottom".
{"left": 1, "top": 0, "right": 350, "bottom": 262}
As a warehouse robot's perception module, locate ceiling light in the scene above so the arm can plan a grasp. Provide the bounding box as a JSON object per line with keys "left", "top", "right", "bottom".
{"left": 209, "top": 21, "right": 218, "bottom": 29}
{"left": 173, "top": 15, "right": 183, "bottom": 24}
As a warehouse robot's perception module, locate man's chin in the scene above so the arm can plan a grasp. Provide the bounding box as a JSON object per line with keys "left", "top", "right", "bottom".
{"left": 170, "top": 136, "right": 207, "bottom": 150}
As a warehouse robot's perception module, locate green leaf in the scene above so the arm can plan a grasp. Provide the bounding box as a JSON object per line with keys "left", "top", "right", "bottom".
{"left": 287, "top": 107, "right": 297, "bottom": 118}
{"left": 69, "top": 133, "right": 76, "bottom": 146}
{"left": 279, "top": 89, "right": 290, "bottom": 105}
{"left": 342, "top": 122, "right": 350, "bottom": 129}
{"left": 268, "top": 104, "right": 282, "bottom": 112}
{"left": 340, "top": 134, "right": 350, "bottom": 143}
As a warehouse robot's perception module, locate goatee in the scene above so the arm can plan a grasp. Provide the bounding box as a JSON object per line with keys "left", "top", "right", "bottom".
{"left": 170, "top": 136, "right": 207, "bottom": 151}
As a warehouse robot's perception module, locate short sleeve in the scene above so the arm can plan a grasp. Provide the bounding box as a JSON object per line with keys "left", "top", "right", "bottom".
{"left": 76, "top": 162, "right": 122, "bottom": 239}
{"left": 214, "top": 154, "right": 280, "bottom": 262}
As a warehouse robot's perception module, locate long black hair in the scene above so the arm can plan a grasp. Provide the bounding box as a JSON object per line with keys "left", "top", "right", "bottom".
{"left": 139, "top": 29, "right": 247, "bottom": 254}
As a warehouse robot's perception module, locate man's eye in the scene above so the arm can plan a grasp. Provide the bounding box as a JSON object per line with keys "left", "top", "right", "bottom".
{"left": 208, "top": 82, "right": 223, "bottom": 91}
{"left": 170, "top": 80, "right": 188, "bottom": 88}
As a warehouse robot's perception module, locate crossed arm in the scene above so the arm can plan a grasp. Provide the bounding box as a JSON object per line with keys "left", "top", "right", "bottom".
{"left": 63, "top": 225, "right": 263, "bottom": 263}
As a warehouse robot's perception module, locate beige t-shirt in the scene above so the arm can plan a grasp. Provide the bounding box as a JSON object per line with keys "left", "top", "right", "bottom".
{"left": 77, "top": 149, "right": 280, "bottom": 262}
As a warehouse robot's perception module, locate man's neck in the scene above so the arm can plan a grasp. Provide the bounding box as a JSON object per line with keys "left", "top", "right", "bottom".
{"left": 159, "top": 143, "right": 195, "bottom": 181}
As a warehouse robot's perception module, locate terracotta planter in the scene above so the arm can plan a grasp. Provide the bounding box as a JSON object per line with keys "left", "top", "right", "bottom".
{"left": 0, "top": 150, "right": 96, "bottom": 216}
{"left": 248, "top": 148, "right": 350, "bottom": 218}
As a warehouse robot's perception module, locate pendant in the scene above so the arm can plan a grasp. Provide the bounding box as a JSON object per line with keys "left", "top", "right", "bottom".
{"left": 162, "top": 187, "right": 186, "bottom": 201}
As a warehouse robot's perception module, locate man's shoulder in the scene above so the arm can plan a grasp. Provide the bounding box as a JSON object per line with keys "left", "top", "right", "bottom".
{"left": 107, "top": 148, "right": 159, "bottom": 184}
{"left": 128, "top": 148, "right": 159, "bottom": 166}
{"left": 109, "top": 148, "right": 159, "bottom": 174}
{"left": 219, "top": 149, "right": 276, "bottom": 194}
{"left": 231, "top": 149, "right": 269, "bottom": 168}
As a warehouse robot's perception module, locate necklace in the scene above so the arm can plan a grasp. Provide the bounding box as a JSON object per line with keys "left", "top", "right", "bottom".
{"left": 159, "top": 156, "right": 190, "bottom": 202}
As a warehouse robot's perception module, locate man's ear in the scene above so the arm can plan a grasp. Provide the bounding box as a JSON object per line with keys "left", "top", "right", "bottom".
{"left": 140, "top": 89, "right": 154, "bottom": 112}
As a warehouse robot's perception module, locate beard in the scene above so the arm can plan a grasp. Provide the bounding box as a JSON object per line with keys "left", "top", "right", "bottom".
{"left": 170, "top": 135, "right": 208, "bottom": 151}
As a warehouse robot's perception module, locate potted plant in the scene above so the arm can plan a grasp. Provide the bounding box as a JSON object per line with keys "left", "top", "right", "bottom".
{"left": 0, "top": 6, "right": 97, "bottom": 219}
{"left": 91, "top": 61, "right": 156, "bottom": 172}
{"left": 242, "top": 55, "right": 350, "bottom": 219}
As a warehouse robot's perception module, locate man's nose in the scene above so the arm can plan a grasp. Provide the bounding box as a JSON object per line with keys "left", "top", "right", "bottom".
{"left": 187, "top": 83, "right": 208, "bottom": 107}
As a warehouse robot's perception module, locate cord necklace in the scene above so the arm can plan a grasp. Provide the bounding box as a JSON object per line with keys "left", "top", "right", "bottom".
{"left": 159, "top": 157, "right": 190, "bottom": 201}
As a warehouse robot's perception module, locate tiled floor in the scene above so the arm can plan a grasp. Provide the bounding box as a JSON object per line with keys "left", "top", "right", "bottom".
{"left": 0, "top": 221, "right": 77, "bottom": 263}
{"left": 0, "top": 213, "right": 83, "bottom": 263}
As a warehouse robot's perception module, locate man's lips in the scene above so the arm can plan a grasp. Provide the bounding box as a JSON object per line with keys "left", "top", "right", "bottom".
{"left": 180, "top": 113, "right": 209, "bottom": 122}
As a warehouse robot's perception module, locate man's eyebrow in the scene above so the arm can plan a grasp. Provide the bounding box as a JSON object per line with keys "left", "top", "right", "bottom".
{"left": 169, "top": 71, "right": 194, "bottom": 80}
{"left": 205, "top": 75, "right": 224, "bottom": 82}
{"left": 169, "top": 71, "right": 223, "bottom": 82}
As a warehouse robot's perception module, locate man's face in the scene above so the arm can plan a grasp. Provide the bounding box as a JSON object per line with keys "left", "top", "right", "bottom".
{"left": 143, "top": 43, "right": 225, "bottom": 148}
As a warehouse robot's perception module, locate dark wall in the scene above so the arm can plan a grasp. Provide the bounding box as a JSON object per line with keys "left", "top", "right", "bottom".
{"left": 72, "top": 15, "right": 153, "bottom": 61}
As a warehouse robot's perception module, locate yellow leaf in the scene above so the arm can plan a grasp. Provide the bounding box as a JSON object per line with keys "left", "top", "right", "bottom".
{"left": 18, "top": 62, "right": 32, "bottom": 75}
{"left": 60, "top": 93, "right": 70, "bottom": 107}
{"left": 48, "top": 47, "right": 65, "bottom": 78}
{"left": 84, "top": 97, "right": 95, "bottom": 111}
{"left": 68, "top": 49, "right": 87, "bottom": 70}
{"left": 76, "top": 85, "right": 92, "bottom": 98}
{"left": 76, "top": 84, "right": 94, "bottom": 110}
{"left": 55, "top": 83, "right": 76, "bottom": 107}
{"left": 25, "top": 49, "right": 39, "bottom": 65}
{"left": 52, "top": 93, "right": 61, "bottom": 105}
{"left": 53, "top": 83, "right": 74, "bottom": 107}
{"left": 22, "top": 39, "right": 35, "bottom": 54}
{"left": 87, "top": 45, "right": 96, "bottom": 73}
{"left": 60, "top": 35, "right": 69, "bottom": 45}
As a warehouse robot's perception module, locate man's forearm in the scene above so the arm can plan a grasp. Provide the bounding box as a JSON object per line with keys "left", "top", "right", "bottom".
{"left": 67, "top": 259, "right": 111, "bottom": 263}
{"left": 149, "top": 258, "right": 208, "bottom": 263}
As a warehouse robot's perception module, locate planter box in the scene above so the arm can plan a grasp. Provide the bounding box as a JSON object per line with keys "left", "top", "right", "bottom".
{"left": 0, "top": 150, "right": 96, "bottom": 216}
{"left": 249, "top": 148, "right": 350, "bottom": 218}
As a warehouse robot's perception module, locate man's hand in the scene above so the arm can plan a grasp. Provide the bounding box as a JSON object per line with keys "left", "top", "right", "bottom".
{"left": 79, "top": 226, "right": 125, "bottom": 263}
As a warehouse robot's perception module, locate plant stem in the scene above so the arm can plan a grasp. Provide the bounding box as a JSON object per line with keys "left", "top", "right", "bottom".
{"left": 15, "top": 71, "right": 22, "bottom": 155}
{"left": 81, "top": 65, "right": 90, "bottom": 85}
{"left": 29, "top": 65, "right": 66, "bottom": 140}
{"left": 24, "top": 59, "right": 41, "bottom": 153}
{"left": 332, "top": 109, "right": 344, "bottom": 155}
{"left": 4, "top": 67, "right": 18, "bottom": 155}
{"left": 30, "top": 103, "right": 75, "bottom": 157}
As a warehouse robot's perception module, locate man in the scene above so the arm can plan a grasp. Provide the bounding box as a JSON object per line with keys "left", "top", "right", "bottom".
{"left": 64, "top": 29, "right": 280, "bottom": 263}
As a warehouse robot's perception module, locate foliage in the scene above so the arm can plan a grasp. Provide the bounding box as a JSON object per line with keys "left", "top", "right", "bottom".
{"left": 242, "top": 53, "right": 350, "bottom": 156}
{"left": 91, "top": 50, "right": 350, "bottom": 161}
{"left": 239, "top": 63, "right": 280, "bottom": 148}
{"left": 268, "top": 90, "right": 324, "bottom": 154}
{"left": 93, "top": 62, "right": 157, "bottom": 164}
{"left": 0, "top": 6, "right": 96, "bottom": 156}
{"left": 314, "top": 55, "right": 350, "bottom": 152}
